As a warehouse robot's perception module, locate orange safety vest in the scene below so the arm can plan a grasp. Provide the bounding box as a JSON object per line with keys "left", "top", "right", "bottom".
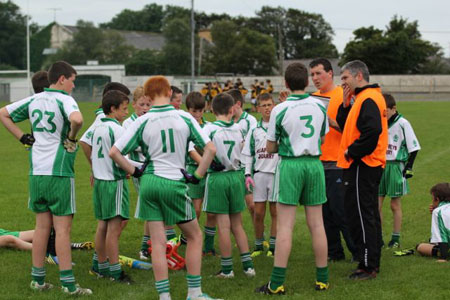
{"left": 314, "top": 86, "right": 343, "bottom": 162}
{"left": 337, "top": 86, "right": 388, "bottom": 169}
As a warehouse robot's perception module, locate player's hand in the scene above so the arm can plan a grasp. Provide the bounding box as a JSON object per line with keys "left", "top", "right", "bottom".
{"left": 90, "top": 174, "right": 94, "bottom": 187}
{"left": 403, "top": 167, "right": 414, "bottom": 179}
{"left": 63, "top": 138, "right": 77, "bottom": 153}
{"left": 210, "top": 160, "right": 225, "bottom": 172}
{"left": 180, "top": 169, "right": 200, "bottom": 184}
{"left": 278, "top": 90, "right": 289, "bottom": 103}
{"left": 429, "top": 204, "right": 435, "bottom": 214}
{"left": 342, "top": 84, "right": 354, "bottom": 108}
{"left": 132, "top": 162, "right": 148, "bottom": 178}
{"left": 245, "top": 175, "right": 255, "bottom": 192}
{"left": 20, "top": 133, "right": 35, "bottom": 148}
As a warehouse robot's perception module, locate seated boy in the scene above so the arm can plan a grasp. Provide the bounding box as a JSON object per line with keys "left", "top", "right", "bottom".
{"left": 242, "top": 93, "right": 278, "bottom": 258}
{"left": 0, "top": 229, "right": 34, "bottom": 251}
{"left": 416, "top": 183, "right": 450, "bottom": 261}
{"left": 203, "top": 93, "right": 255, "bottom": 278}
{"left": 378, "top": 94, "right": 420, "bottom": 248}
{"left": 110, "top": 76, "right": 220, "bottom": 300}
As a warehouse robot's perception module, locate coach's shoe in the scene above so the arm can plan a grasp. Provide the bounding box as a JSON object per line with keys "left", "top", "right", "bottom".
{"left": 139, "top": 249, "right": 150, "bottom": 260}
{"left": 349, "top": 269, "right": 376, "bottom": 280}
{"left": 71, "top": 241, "right": 94, "bottom": 250}
{"left": 255, "top": 282, "right": 286, "bottom": 295}
{"left": 244, "top": 267, "right": 256, "bottom": 277}
{"left": 61, "top": 284, "right": 93, "bottom": 295}
{"left": 215, "top": 270, "right": 234, "bottom": 279}
{"left": 30, "top": 280, "right": 54, "bottom": 291}
{"left": 387, "top": 240, "right": 400, "bottom": 249}
{"left": 186, "top": 293, "right": 224, "bottom": 300}
{"left": 251, "top": 250, "right": 263, "bottom": 258}
{"left": 45, "top": 254, "right": 59, "bottom": 265}
{"left": 267, "top": 250, "right": 274, "bottom": 258}
{"left": 315, "top": 281, "right": 329, "bottom": 291}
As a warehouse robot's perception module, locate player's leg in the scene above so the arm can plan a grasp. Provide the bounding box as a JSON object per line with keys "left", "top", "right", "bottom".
{"left": 215, "top": 214, "right": 234, "bottom": 277}
{"left": 203, "top": 213, "right": 217, "bottom": 255}
{"left": 0, "top": 235, "right": 33, "bottom": 250}
{"left": 107, "top": 216, "right": 128, "bottom": 282}
{"left": 252, "top": 202, "right": 266, "bottom": 257}
{"left": 268, "top": 202, "right": 277, "bottom": 256}
{"left": 389, "top": 197, "right": 402, "bottom": 247}
{"left": 149, "top": 221, "right": 171, "bottom": 299}
{"left": 245, "top": 193, "right": 255, "bottom": 226}
{"left": 19, "top": 230, "right": 35, "bottom": 243}
{"left": 230, "top": 212, "right": 254, "bottom": 276}
{"left": 31, "top": 212, "right": 52, "bottom": 285}
{"left": 192, "top": 198, "right": 203, "bottom": 220}
{"left": 93, "top": 220, "right": 108, "bottom": 277}
{"left": 416, "top": 243, "right": 436, "bottom": 257}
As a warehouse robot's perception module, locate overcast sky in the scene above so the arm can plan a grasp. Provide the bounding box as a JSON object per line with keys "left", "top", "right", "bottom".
{"left": 11, "top": 0, "right": 450, "bottom": 56}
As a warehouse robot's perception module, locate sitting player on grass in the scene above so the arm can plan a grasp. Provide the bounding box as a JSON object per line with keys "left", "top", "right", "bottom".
{"left": 416, "top": 183, "right": 450, "bottom": 261}
{"left": 242, "top": 93, "right": 279, "bottom": 258}
{"left": 378, "top": 94, "right": 420, "bottom": 248}
{"left": 110, "top": 75, "right": 220, "bottom": 300}
{"left": 202, "top": 93, "right": 255, "bottom": 278}
{"left": 185, "top": 91, "right": 218, "bottom": 256}
{"left": 0, "top": 229, "right": 35, "bottom": 251}
{"left": 89, "top": 90, "right": 140, "bottom": 283}
{"left": 0, "top": 61, "right": 91, "bottom": 295}
{"left": 256, "top": 62, "right": 329, "bottom": 295}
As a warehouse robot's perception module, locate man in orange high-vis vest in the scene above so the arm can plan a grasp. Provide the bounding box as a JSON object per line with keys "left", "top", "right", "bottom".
{"left": 336, "top": 60, "right": 388, "bottom": 280}
{"left": 310, "top": 58, "right": 357, "bottom": 262}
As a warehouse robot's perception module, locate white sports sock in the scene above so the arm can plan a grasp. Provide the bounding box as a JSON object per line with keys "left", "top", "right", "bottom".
{"left": 187, "top": 287, "right": 202, "bottom": 298}
{"left": 159, "top": 292, "right": 171, "bottom": 300}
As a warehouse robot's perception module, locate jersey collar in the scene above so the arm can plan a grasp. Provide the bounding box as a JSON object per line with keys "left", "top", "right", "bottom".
{"left": 237, "top": 111, "right": 248, "bottom": 122}
{"left": 44, "top": 88, "right": 68, "bottom": 95}
{"left": 388, "top": 112, "right": 402, "bottom": 128}
{"left": 95, "top": 108, "right": 104, "bottom": 116}
{"left": 213, "top": 120, "right": 234, "bottom": 127}
{"left": 286, "top": 93, "right": 309, "bottom": 101}
{"left": 101, "top": 117, "right": 120, "bottom": 125}
{"left": 257, "top": 119, "right": 268, "bottom": 132}
{"left": 131, "top": 112, "right": 138, "bottom": 120}
{"left": 149, "top": 104, "right": 176, "bottom": 112}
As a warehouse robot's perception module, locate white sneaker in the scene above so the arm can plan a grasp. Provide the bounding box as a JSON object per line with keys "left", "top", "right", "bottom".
{"left": 214, "top": 270, "right": 234, "bottom": 278}
{"left": 62, "top": 284, "right": 93, "bottom": 295}
{"left": 187, "top": 293, "right": 224, "bottom": 300}
{"left": 30, "top": 280, "right": 54, "bottom": 291}
{"left": 244, "top": 268, "right": 256, "bottom": 277}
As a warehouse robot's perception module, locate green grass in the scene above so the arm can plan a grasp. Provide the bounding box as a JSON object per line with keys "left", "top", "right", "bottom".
{"left": 1, "top": 101, "right": 450, "bottom": 299}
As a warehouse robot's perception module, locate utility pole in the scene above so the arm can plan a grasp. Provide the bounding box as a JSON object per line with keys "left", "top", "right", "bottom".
{"left": 190, "top": 0, "right": 195, "bottom": 92}
{"left": 48, "top": 8, "right": 62, "bottom": 23}
{"left": 277, "top": 23, "right": 284, "bottom": 75}
{"left": 26, "top": 0, "right": 31, "bottom": 94}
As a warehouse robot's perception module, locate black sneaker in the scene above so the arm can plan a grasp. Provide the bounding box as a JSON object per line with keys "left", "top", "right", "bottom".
{"left": 110, "top": 271, "right": 133, "bottom": 285}
{"left": 255, "top": 282, "right": 286, "bottom": 295}
{"left": 348, "top": 269, "right": 376, "bottom": 280}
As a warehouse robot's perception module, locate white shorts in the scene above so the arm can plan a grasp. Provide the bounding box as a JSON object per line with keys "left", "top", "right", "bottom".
{"left": 253, "top": 172, "right": 275, "bottom": 203}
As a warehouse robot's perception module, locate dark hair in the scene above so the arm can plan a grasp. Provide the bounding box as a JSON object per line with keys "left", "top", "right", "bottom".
{"left": 309, "top": 58, "right": 333, "bottom": 74}
{"left": 430, "top": 183, "right": 450, "bottom": 202}
{"left": 383, "top": 93, "right": 396, "bottom": 109}
{"left": 285, "top": 62, "right": 308, "bottom": 91}
{"left": 47, "top": 61, "right": 77, "bottom": 84}
{"left": 341, "top": 60, "right": 370, "bottom": 82}
{"left": 32, "top": 71, "right": 49, "bottom": 93}
{"left": 212, "top": 93, "right": 234, "bottom": 116}
{"left": 226, "top": 89, "right": 244, "bottom": 106}
{"left": 256, "top": 93, "right": 273, "bottom": 106}
{"left": 186, "top": 91, "right": 205, "bottom": 110}
{"left": 170, "top": 85, "right": 182, "bottom": 100}
{"left": 103, "top": 82, "right": 130, "bottom": 96}
{"left": 102, "top": 90, "right": 129, "bottom": 115}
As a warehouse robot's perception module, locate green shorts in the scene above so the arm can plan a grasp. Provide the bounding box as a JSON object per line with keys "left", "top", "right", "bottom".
{"left": 0, "top": 229, "right": 20, "bottom": 238}
{"left": 186, "top": 165, "right": 206, "bottom": 199}
{"left": 203, "top": 171, "right": 246, "bottom": 214}
{"left": 137, "top": 174, "right": 195, "bottom": 226}
{"left": 273, "top": 156, "right": 326, "bottom": 206}
{"left": 93, "top": 179, "right": 129, "bottom": 220}
{"left": 29, "top": 175, "right": 76, "bottom": 216}
{"left": 379, "top": 161, "right": 409, "bottom": 197}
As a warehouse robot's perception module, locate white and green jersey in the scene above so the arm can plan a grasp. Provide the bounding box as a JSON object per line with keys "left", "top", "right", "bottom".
{"left": 91, "top": 118, "right": 127, "bottom": 180}
{"left": 123, "top": 113, "right": 145, "bottom": 163}
{"left": 203, "top": 120, "right": 244, "bottom": 172}
{"left": 242, "top": 120, "right": 279, "bottom": 174}
{"left": 186, "top": 117, "right": 209, "bottom": 167}
{"left": 431, "top": 202, "right": 450, "bottom": 244}
{"left": 386, "top": 114, "right": 420, "bottom": 161}
{"left": 80, "top": 108, "right": 105, "bottom": 146}
{"left": 267, "top": 94, "right": 328, "bottom": 157}
{"left": 114, "top": 104, "right": 210, "bottom": 180}
{"left": 236, "top": 111, "right": 257, "bottom": 140}
{"left": 6, "top": 88, "right": 80, "bottom": 177}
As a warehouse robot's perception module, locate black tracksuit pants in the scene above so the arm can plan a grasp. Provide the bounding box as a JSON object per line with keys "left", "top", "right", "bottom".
{"left": 343, "top": 161, "right": 383, "bottom": 272}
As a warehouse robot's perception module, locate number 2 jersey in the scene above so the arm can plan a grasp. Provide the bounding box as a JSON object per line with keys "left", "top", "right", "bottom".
{"left": 267, "top": 94, "right": 329, "bottom": 157}
{"left": 6, "top": 88, "right": 80, "bottom": 177}
{"left": 114, "top": 104, "right": 210, "bottom": 181}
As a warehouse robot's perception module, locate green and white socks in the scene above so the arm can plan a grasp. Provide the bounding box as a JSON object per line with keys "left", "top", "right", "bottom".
{"left": 204, "top": 226, "right": 216, "bottom": 252}
{"left": 141, "top": 235, "right": 150, "bottom": 252}
{"left": 156, "top": 275, "right": 203, "bottom": 300}
{"left": 60, "top": 269, "right": 76, "bottom": 292}
{"left": 31, "top": 266, "right": 45, "bottom": 285}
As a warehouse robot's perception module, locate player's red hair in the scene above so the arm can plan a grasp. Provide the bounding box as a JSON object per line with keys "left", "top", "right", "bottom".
{"left": 144, "top": 76, "right": 171, "bottom": 100}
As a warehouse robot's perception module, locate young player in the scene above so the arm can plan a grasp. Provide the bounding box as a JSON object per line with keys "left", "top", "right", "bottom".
{"left": 256, "top": 62, "right": 329, "bottom": 295}
{"left": 122, "top": 86, "right": 153, "bottom": 260}
{"left": 202, "top": 93, "right": 255, "bottom": 278}
{"left": 185, "top": 91, "right": 218, "bottom": 255}
{"left": 242, "top": 93, "right": 278, "bottom": 258}
{"left": 170, "top": 85, "right": 183, "bottom": 110}
{"left": 416, "top": 183, "right": 450, "bottom": 261}
{"left": 89, "top": 90, "right": 137, "bottom": 283}
{"left": 32, "top": 71, "right": 50, "bottom": 93}
{"left": 0, "top": 229, "right": 34, "bottom": 251}
{"left": 378, "top": 94, "right": 420, "bottom": 248}
{"left": 109, "top": 75, "right": 220, "bottom": 300}
{"left": 0, "top": 61, "right": 92, "bottom": 295}
{"left": 227, "top": 89, "right": 258, "bottom": 224}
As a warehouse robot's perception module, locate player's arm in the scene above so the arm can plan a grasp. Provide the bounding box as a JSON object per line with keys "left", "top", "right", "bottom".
{"left": 79, "top": 142, "right": 92, "bottom": 166}
{"left": 0, "top": 107, "right": 25, "bottom": 140}
{"left": 67, "top": 111, "right": 83, "bottom": 140}
{"left": 189, "top": 150, "right": 202, "bottom": 165}
{"left": 110, "top": 146, "right": 139, "bottom": 175}
{"left": 266, "top": 140, "right": 278, "bottom": 153}
{"left": 195, "top": 141, "right": 216, "bottom": 177}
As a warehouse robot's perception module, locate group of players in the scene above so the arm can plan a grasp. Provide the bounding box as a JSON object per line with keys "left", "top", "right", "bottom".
{"left": 1, "top": 56, "right": 449, "bottom": 299}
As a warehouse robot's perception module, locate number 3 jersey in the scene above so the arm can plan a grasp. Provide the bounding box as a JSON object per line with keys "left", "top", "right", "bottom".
{"left": 114, "top": 104, "right": 210, "bottom": 180}
{"left": 203, "top": 120, "right": 244, "bottom": 171}
{"left": 267, "top": 94, "right": 329, "bottom": 157}
{"left": 6, "top": 88, "right": 80, "bottom": 176}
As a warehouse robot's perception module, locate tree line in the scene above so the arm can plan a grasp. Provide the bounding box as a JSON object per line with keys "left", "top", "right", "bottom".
{"left": 0, "top": 1, "right": 448, "bottom": 75}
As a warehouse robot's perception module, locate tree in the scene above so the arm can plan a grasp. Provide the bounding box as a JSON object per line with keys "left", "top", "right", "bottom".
{"left": 341, "top": 16, "right": 442, "bottom": 74}
{"left": 100, "top": 3, "right": 164, "bottom": 32}
{"left": 125, "top": 49, "right": 165, "bottom": 75}
{"left": 161, "top": 18, "right": 192, "bottom": 75}
{"left": 0, "top": 1, "right": 27, "bottom": 69}
{"left": 30, "top": 22, "right": 53, "bottom": 71}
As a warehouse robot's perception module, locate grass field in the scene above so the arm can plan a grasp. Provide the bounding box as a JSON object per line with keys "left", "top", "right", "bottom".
{"left": 1, "top": 100, "right": 450, "bottom": 300}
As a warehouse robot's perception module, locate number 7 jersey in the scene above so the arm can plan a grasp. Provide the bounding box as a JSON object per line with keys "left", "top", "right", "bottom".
{"left": 6, "top": 88, "right": 80, "bottom": 176}
{"left": 267, "top": 94, "right": 329, "bottom": 157}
